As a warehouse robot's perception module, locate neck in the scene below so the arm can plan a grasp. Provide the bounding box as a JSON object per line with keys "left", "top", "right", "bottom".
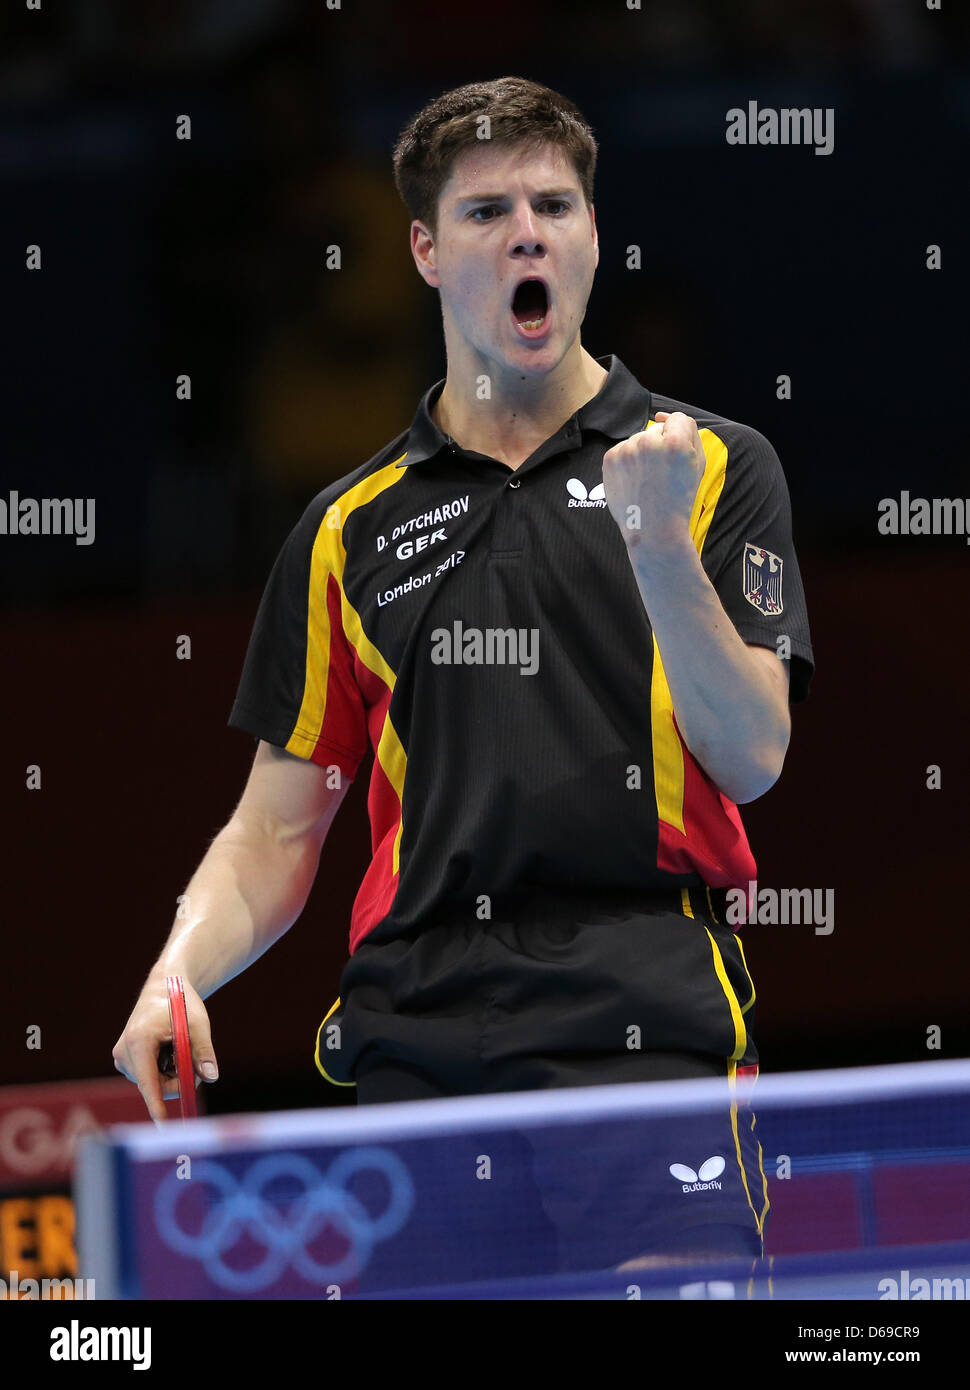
{"left": 431, "top": 341, "right": 609, "bottom": 469}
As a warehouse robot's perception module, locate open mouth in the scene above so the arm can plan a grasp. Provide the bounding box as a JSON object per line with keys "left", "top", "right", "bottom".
{"left": 511, "top": 277, "right": 550, "bottom": 334}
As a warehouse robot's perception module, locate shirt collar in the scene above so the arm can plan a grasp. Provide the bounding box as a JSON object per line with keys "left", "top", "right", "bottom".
{"left": 394, "top": 354, "right": 652, "bottom": 467}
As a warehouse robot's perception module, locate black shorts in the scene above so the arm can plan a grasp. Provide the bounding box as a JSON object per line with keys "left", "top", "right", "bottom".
{"left": 316, "top": 884, "right": 767, "bottom": 1272}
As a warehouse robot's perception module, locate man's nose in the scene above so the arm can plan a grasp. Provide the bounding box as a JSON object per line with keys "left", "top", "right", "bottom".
{"left": 509, "top": 205, "right": 545, "bottom": 255}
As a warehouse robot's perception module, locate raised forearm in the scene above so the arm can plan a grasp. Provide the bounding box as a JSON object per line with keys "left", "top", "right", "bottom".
{"left": 627, "top": 533, "right": 789, "bottom": 803}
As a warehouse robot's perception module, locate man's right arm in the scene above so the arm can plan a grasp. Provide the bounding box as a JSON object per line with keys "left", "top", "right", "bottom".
{"left": 112, "top": 740, "right": 351, "bottom": 1123}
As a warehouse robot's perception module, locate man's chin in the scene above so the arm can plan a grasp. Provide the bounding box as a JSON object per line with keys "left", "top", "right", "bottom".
{"left": 497, "top": 333, "right": 573, "bottom": 375}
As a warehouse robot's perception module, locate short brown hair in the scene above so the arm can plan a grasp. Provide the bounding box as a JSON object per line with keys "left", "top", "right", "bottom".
{"left": 392, "top": 76, "right": 598, "bottom": 237}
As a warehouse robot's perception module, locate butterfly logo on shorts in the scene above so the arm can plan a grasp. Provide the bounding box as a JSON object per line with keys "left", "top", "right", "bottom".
{"left": 669, "top": 1156, "right": 726, "bottom": 1184}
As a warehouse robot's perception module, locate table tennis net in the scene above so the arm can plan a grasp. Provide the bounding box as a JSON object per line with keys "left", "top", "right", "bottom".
{"left": 76, "top": 1059, "right": 970, "bottom": 1298}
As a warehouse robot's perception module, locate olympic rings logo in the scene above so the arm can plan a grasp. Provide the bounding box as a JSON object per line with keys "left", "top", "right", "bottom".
{"left": 153, "top": 1148, "right": 415, "bottom": 1292}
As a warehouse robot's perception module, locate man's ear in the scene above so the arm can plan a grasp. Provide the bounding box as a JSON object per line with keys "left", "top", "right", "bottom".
{"left": 411, "top": 219, "right": 440, "bottom": 289}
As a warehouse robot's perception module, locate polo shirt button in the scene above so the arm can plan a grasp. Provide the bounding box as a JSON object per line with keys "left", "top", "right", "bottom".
{"left": 508, "top": 478, "right": 521, "bottom": 489}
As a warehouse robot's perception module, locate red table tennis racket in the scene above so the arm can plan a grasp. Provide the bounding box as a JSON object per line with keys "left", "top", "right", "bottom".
{"left": 162, "top": 974, "right": 198, "bottom": 1120}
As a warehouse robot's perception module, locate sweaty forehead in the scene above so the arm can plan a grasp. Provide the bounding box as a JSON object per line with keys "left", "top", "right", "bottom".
{"left": 442, "top": 142, "right": 577, "bottom": 202}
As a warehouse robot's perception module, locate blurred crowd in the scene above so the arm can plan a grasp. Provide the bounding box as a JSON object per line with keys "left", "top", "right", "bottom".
{"left": 0, "top": 0, "right": 964, "bottom": 599}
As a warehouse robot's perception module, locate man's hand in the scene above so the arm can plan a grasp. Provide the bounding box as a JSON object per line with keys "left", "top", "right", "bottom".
{"left": 110, "top": 742, "right": 350, "bottom": 1124}
{"left": 112, "top": 975, "right": 217, "bottom": 1125}
{"left": 602, "top": 411, "right": 705, "bottom": 551}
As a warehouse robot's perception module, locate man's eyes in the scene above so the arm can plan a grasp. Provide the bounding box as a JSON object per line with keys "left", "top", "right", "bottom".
{"left": 470, "top": 201, "right": 569, "bottom": 222}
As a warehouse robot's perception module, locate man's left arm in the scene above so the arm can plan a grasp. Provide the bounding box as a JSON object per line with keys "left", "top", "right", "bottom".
{"left": 603, "top": 410, "right": 797, "bottom": 806}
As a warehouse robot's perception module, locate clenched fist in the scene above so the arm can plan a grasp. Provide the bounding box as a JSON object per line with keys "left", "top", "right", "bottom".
{"left": 602, "top": 410, "right": 705, "bottom": 552}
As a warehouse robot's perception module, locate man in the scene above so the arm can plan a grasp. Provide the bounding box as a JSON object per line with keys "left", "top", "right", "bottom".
{"left": 114, "top": 76, "right": 813, "bottom": 1273}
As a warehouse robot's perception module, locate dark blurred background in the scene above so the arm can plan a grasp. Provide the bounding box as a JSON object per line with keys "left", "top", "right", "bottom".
{"left": 2, "top": 0, "right": 968, "bottom": 1118}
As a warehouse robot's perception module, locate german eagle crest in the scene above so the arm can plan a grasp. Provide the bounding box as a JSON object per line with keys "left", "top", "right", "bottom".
{"left": 742, "top": 542, "right": 784, "bottom": 616}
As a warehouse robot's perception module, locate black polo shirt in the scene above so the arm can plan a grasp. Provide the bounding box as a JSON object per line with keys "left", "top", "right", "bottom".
{"left": 229, "top": 354, "right": 814, "bottom": 952}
